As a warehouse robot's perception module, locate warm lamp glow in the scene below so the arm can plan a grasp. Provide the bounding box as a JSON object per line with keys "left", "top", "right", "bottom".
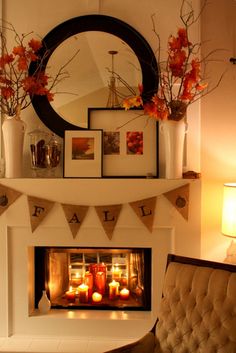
{"left": 222, "top": 183, "right": 236, "bottom": 238}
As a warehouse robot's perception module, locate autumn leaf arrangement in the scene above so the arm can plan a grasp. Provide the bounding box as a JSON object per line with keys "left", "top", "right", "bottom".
{"left": 121, "top": 0, "right": 222, "bottom": 122}
{"left": 0, "top": 21, "right": 74, "bottom": 117}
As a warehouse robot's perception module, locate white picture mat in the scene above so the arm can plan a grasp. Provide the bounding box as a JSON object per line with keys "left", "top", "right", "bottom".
{"left": 89, "top": 109, "right": 158, "bottom": 177}
{"left": 64, "top": 130, "right": 102, "bottom": 177}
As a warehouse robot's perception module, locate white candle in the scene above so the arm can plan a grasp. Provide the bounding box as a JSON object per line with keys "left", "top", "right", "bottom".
{"left": 92, "top": 292, "right": 102, "bottom": 303}
{"left": 120, "top": 288, "right": 130, "bottom": 300}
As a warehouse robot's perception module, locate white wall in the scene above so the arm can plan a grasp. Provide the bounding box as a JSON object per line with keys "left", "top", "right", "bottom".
{"left": 201, "top": 0, "right": 236, "bottom": 261}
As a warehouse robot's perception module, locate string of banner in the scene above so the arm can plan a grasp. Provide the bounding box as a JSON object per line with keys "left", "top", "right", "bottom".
{"left": 0, "top": 183, "right": 190, "bottom": 239}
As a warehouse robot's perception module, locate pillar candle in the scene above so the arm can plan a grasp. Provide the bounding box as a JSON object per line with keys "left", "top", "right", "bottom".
{"left": 112, "top": 266, "right": 122, "bottom": 280}
{"left": 65, "top": 286, "right": 76, "bottom": 302}
{"left": 120, "top": 288, "right": 130, "bottom": 300}
{"left": 109, "top": 280, "right": 119, "bottom": 300}
{"left": 95, "top": 271, "right": 106, "bottom": 294}
{"left": 70, "top": 272, "right": 82, "bottom": 287}
{"left": 78, "top": 283, "right": 89, "bottom": 303}
{"left": 84, "top": 271, "right": 93, "bottom": 298}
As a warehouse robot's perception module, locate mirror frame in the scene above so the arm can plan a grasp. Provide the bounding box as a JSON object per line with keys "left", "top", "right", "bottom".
{"left": 30, "top": 14, "right": 158, "bottom": 137}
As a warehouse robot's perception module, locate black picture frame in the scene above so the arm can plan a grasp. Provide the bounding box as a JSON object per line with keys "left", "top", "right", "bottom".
{"left": 88, "top": 108, "right": 159, "bottom": 178}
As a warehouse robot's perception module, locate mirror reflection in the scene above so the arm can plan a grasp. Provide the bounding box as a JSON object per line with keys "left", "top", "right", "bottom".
{"left": 47, "top": 32, "right": 141, "bottom": 128}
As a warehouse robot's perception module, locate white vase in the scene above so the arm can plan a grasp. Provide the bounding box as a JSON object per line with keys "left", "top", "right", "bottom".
{"left": 38, "top": 290, "right": 51, "bottom": 314}
{"left": 160, "top": 119, "right": 187, "bottom": 179}
{"left": 2, "top": 115, "right": 26, "bottom": 178}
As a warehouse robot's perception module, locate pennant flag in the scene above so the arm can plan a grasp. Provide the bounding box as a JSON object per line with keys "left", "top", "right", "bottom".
{"left": 0, "top": 183, "right": 22, "bottom": 216}
{"left": 163, "top": 183, "right": 189, "bottom": 220}
{"left": 129, "top": 196, "right": 157, "bottom": 232}
{"left": 27, "top": 196, "right": 55, "bottom": 232}
{"left": 95, "top": 204, "right": 122, "bottom": 240}
{"left": 61, "top": 204, "right": 89, "bottom": 238}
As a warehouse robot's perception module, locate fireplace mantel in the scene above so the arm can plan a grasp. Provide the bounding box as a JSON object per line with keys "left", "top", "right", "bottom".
{"left": 0, "top": 178, "right": 201, "bottom": 339}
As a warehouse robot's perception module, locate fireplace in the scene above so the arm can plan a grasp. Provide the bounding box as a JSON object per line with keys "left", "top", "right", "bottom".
{"left": 34, "top": 246, "right": 151, "bottom": 311}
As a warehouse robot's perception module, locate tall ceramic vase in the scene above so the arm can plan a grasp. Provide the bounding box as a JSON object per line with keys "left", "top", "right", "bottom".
{"left": 160, "top": 119, "right": 187, "bottom": 179}
{"left": 2, "top": 113, "right": 26, "bottom": 178}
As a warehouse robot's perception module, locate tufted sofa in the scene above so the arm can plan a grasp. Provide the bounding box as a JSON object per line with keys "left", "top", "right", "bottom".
{"left": 105, "top": 254, "right": 236, "bottom": 353}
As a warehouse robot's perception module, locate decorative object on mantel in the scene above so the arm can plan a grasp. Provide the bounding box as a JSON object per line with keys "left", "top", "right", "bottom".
{"left": 0, "top": 22, "right": 77, "bottom": 178}
{"left": 183, "top": 170, "right": 201, "bottom": 179}
{"left": 163, "top": 183, "right": 189, "bottom": 220}
{"left": 160, "top": 120, "right": 187, "bottom": 179}
{"left": 28, "top": 128, "right": 61, "bottom": 177}
{"left": 122, "top": 0, "right": 223, "bottom": 179}
{"left": 38, "top": 290, "right": 51, "bottom": 314}
{"left": 0, "top": 183, "right": 190, "bottom": 235}
{"left": 2, "top": 105, "right": 26, "bottom": 178}
{"left": 221, "top": 183, "right": 236, "bottom": 264}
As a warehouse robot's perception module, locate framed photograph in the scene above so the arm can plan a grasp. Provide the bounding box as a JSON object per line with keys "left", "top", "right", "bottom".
{"left": 64, "top": 130, "right": 103, "bottom": 178}
{"left": 88, "top": 108, "right": 158, "bottom": 178}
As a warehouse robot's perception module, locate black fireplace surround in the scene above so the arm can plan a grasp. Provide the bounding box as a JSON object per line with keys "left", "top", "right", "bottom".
{"left": 34, "top": 246, "right": 151, "bottom": 311}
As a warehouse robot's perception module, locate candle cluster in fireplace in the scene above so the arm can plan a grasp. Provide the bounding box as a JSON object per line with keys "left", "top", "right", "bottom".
{"left": 65, "top": 263, "right": 131, "bottom": 304}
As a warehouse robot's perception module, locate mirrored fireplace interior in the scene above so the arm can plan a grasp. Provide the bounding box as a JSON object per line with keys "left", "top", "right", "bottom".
{"left": 35, "top": 247, "right": 151, "bottom": 311}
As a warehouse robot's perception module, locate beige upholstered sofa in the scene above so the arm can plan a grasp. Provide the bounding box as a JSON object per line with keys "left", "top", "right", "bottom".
{"left": 106, "top": 254, "right": 236, "bottom": 353}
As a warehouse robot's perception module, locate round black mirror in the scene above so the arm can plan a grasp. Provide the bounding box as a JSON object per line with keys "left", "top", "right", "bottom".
{"left": 30, "top": 14, "right": 158, "bottom": 137}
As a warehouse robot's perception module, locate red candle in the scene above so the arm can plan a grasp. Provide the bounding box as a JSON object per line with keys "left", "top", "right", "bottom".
{"left": 84, "top": 271, "right": 93, "bottom": 298}
{"left": 95, "top": 271, "right": 106, "bottom": 294}
{"left": 89, "top": 263, "right": 107, "bottom": 278}
{"left": 65, "top": 286, "right": 76, "bottom": 302}
{"left": 109, "top": 280, "right": 119, "bottom": 300}
{"left": 120, "top": 288, "right": 130, "bottom": 300}
{"left": 78, "top": 284, "right": 89, "bottom": 303}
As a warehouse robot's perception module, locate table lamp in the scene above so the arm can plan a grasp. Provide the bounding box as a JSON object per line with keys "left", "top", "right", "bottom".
{"left": 221, "top": 183, "right": 236, "bottom": 264}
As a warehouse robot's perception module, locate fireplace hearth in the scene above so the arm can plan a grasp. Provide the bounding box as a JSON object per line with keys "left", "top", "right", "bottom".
{"left": 34, "top": 247, "right": 151, "bottom": 311}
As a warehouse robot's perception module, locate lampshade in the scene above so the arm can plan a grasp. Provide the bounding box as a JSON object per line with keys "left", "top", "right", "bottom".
{"left": 222, "top": 183, "right": 236, "bottom": 237}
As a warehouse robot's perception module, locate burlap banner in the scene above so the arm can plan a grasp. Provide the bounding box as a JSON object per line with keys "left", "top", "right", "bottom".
{"left": 0, "top": 182, "right": 190, "bottom": 235}
{"left": 0, "top": 184, "right": 22, "bottom": 216}
{"left": 61, "top": 204, "right": 89, "bottom": 238}
{"left": 95, "top": 204, "right": 122, "bottom": 240}
{"left": 129, "top": 196, "right": 157, "bottom": 232}
{"left": 163, "top": 184, "right": 189, "bottom": 220}
{"left": 27, "top": 196, "right": 55, "bottom": 232}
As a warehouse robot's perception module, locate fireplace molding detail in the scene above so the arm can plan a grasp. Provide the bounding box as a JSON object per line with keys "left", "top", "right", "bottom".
{"left": 0, "top": 179, "right": 201, "bottom": 338}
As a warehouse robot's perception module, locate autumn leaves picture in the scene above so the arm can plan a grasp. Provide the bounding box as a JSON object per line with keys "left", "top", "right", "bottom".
{"left": 103, "top": 131, "right": 143, "bottom": 156}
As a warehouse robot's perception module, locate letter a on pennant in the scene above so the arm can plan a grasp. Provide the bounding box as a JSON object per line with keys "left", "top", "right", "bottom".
{"left": 61, "top": 204, "right": 89, "bottom": 238}
{"left": 129, "top": 196, "right": 157, "bottom": 232}
{"left": 95, "top": 204, "right": 122, "bottom": 240}
{"left": 27, "top": 196, "right": 55, "bottom": 232}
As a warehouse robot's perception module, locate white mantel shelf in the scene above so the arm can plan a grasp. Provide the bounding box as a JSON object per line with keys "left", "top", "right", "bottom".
{"left": 0, "top": 178, "right": 196, "bottom": 205}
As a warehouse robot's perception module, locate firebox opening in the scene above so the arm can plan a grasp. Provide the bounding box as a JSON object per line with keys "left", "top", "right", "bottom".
{"left": 34, "top": 247, "right": 151, "bottom": 311}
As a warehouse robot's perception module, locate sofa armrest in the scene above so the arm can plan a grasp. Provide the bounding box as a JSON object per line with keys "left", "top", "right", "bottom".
{"left": 104, "top": 332, "right": 156, "bottom": 353}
